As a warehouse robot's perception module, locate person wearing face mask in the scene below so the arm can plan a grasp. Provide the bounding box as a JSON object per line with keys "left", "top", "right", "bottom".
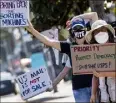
{"left": 85, "top": 20, "right": 116, "bottom": 103}
{"left": 25, "top": 12, "right": 98, "bottom": 102}
{"left": 47, "top": 18, "right": 94, "bottom": 102}
{"left": 48, "top": 18, "right": 95, "bottom": 102}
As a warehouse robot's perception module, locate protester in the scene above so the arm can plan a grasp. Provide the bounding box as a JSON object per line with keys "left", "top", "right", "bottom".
{"left": 25, "top": 12, "right": 98, "bottom": 102}
{"left": 85, "top": 20, "right": 116, "bottom": 103}
{"left": 51, "top": 18, "right": 93, "bottom": 102}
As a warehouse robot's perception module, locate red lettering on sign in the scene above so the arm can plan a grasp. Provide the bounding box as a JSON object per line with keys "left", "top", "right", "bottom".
{"left": 73, "top": 45, "right": 100, "bottom": 52}
{"left": 30, "top": 77, "right": 40, "bottom": 85}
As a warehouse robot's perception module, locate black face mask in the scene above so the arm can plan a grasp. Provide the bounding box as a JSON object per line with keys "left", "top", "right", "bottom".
{"left": 73, "top": 30, "right": 86, "bottom": 39}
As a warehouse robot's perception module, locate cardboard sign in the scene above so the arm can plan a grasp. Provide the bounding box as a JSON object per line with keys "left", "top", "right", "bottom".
{"left": 0, "top": 0, "right": 29, "bottom": 27}
{"left": 16, "top": 67, "right": 52, "bottom": 100}
{"left": 71, "top": 43, "right": 116, "bottom": 75}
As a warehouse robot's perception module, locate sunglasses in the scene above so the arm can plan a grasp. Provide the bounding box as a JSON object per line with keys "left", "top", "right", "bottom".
{"left": 72, "top": 25, "right": 85, "bottom": 32}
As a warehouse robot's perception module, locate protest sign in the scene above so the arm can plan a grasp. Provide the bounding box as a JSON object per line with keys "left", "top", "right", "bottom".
{"left": 16, "top": 66, "right": 52, "bottom": 100}
{"left": 41, "top": 28, "right": 59, "bottom": 65}
{"left": 70, "top": 43, "right": 116, "bottom": 75}
{"left": 0, "top": 0, "right": 29, "bottom": 27}
{"left": 41, "top": 27, "right": 58, "bottom": 40}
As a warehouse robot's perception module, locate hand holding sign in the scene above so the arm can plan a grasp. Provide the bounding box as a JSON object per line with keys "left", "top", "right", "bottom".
{"left": 92, "top": 70, "right": 102, "bottom": 77}
{"left": 92, "top": 70, "right": 116, "bottom": 77}
{"left": 25, "top": 20, "right": 34, "bottom": 32}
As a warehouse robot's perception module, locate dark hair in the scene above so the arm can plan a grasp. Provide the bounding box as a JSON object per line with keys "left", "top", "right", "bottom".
{"left": 68, "top": 28, "right": 75, "bottom": 43}
{"left": 84, "top": 40, "right": 88, "bottom": 44}
{"left": 108, "top": 30, "right": 115, "bottom": 43}
{"left": 90, "top": 29, "right": 114, "bottom": 44}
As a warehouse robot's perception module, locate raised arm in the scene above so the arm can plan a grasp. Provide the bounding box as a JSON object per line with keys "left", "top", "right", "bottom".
{"left": 71, "top": 12, "right": 98, "bottom": 23}
{"left": 26, "top": 21, "right": 61, "bottom": 51}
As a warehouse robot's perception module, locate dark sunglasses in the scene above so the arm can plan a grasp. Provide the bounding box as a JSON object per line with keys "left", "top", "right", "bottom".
{"left": 72, "top": 25, "right": 85, "bottom": 32}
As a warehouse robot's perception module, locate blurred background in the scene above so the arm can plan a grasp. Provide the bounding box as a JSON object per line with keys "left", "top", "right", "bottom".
{"left": 0, "top": 0, "right": 115, "bottom": 102}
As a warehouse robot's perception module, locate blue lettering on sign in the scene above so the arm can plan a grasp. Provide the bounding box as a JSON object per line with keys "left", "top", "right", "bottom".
{"left": 42, "top": 81, "right": 46, "bottom": 87}
{"left": 0, "top": 11, "right": 24, "bottom": 19}
{"left": 32, "top": 81, "right": 46, "bottom": 92}
{"left": 2, "top": 19, "right": 26, "bottom": 26}
{"left": 18, "top": 75, "right": 27, "bottom": 84}
{"left": 31, "top": 68, "right": 44, "bottom": 78}
{"left": 0, "top": 1, "right": 28, "bottom": 9}
{"left": 0, "top": 1, "right": 15, "bottom": 9}
{"left": 22, "top": 88, "right": 30, "bottom": 97}
{"left": 17, "top": 75, "right": 28, "bottom": 89}
{"left": 17, "top": 0, "right": 27, "bottom": 8}
{"left": 0, "top": 10, "right": 27, "bottom": 26}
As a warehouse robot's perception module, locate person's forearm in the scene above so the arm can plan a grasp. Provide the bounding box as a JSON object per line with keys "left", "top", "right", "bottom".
{"left": 71, "top": 12, "right": 98, "bottom": 23}
{"left": 27, "top": 28, "right": 61, "bottom": 51}
{"left": 91, "top": 75, "right": 99, "bottom": 96}
{"left": 53, "top": 67, "right": 71, "bottom": 87}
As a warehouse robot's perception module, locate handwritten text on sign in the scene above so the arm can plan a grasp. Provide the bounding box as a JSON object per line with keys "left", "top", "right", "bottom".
{"left": 16, "top": 67, "right": 52, "bottom": 100}
{"left": 0, "top": 0, "right": 29, "bottom": 27}
{"left": 70, "top": 43, "right": 116, "bottom": 75}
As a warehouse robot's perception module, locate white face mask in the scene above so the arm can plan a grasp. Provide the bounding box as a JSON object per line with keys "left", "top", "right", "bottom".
{"left": 94, "top": 32, "right": 109, "bottom": 44}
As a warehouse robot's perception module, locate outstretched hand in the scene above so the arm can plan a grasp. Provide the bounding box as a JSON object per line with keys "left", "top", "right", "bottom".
{"left": 25, "top": 20, "right": 34, "bottom": 32}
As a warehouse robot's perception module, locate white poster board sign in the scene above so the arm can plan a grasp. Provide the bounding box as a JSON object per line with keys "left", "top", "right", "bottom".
{"left": 41, "top": 28, "right": 58, "bottom": 40}
{"left": 16, "top": 66, "right": 52, "bottom": 100}
{"left": 41, "top": 28, "right": 59, "bottom": 65}
{"left": 0, "top": 0, "right": 29, "bottom": 27}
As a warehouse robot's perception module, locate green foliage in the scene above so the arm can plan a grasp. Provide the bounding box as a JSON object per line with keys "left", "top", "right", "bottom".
{"left": 30, "top": 0, "right": 89, "bottom": 31}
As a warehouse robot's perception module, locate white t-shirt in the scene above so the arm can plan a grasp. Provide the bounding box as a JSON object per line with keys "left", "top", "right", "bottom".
{"left": 99, "top": 77, "right": 116, "bottom": 102}
{"left": 65, "top": 57, "right": 71, "bottom": 68}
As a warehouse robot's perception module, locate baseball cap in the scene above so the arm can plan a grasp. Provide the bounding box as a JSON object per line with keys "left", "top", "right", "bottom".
{"left": 66, "top": 17, "right": 86, "bottom": 31}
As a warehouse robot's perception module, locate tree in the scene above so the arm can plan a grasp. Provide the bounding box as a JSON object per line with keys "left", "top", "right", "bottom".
{"left": 89, "top": 0, "right": 105, "bottom": 19}
{"left": 30, "top": 0, "right": 89, "bottom": 31}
